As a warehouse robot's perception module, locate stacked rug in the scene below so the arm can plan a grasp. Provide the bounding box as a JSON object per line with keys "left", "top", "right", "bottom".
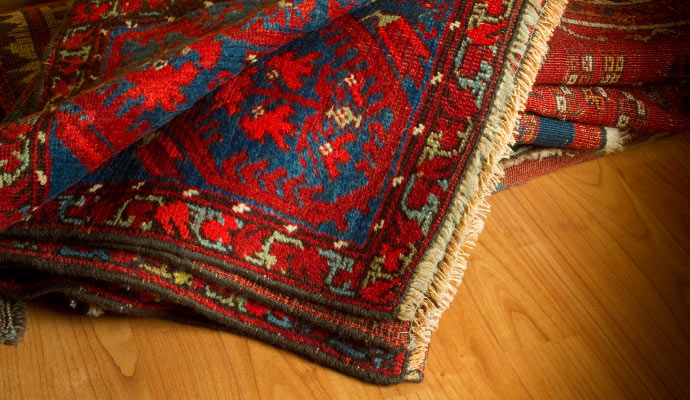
{"left": 0, "top": 0, "right": 687, "bottom": 384}
{"left": 500, "top": 0, "right": 690, "bottom": 189}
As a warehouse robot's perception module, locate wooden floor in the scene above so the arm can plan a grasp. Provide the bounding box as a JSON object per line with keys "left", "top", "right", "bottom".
{"left": 2, "top": 132, "right": 690, "bottom": 399}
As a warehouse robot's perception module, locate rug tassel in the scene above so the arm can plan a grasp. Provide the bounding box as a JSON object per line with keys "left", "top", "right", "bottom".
{"left": 1, "top": 295, "right": 28, "bottom": 345}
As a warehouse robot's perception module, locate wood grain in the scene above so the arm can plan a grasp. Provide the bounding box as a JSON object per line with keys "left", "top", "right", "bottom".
{"left": 2, "top": 133, "right": 690, "bottom": 399}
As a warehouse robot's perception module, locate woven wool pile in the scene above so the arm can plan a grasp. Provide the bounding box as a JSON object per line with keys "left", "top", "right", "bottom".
{"left": 0, "top": 0, "right": 688, "bottom": 384}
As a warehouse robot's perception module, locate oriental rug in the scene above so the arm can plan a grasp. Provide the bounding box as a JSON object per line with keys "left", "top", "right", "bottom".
{"left": 0, "top": 0, "right": 687, "bottom": 385}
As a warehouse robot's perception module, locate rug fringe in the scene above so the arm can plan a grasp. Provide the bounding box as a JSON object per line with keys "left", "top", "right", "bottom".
{"left": 603, "top": 127, "right": 630, "bottom": 154}
{"left": 501, "top": 147, "right": 575, "bottom": 169}
{"left": 1, "top": 295, "right": 27, "bottom": 345}
{"left": 499, "top": 126, "right": 630, "bottom": 170}
{"left": 403, "top": 0, "right": 569, "bottom": 380}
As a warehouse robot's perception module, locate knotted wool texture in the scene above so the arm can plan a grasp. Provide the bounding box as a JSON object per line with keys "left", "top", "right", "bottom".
{"left": 4, "top": 0, "right": 687, "bottom": 384}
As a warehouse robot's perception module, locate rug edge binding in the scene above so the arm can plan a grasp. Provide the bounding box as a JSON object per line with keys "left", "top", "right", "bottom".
{"left": 402, "top": 0, "right": 569, "bottom": 380}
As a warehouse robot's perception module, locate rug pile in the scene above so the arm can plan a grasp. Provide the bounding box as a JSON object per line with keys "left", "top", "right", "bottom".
{"left": 0, "top": 0, "right": 687, "bottom": 384}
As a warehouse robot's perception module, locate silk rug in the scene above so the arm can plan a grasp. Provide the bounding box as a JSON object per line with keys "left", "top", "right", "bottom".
{"left": 3, "top": 0, "right": 686, "bottom": 385}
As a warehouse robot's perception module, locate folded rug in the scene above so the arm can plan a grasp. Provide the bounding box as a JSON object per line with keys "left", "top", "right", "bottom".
{"left": 498, "top": 0, "right": 690, "bottom": 190}
{"left": 0, "top": 0, "right": 686, "bottom": 385}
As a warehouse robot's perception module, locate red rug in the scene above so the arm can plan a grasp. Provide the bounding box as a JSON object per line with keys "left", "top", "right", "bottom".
{"left": 1, "top": 0, "right": 687, "bottom": 384}
{"left": 500, "top": 0, "right": 690, "bottom": 190}
{"left": 0, "top": 0, "right": 568, "bottom": 383}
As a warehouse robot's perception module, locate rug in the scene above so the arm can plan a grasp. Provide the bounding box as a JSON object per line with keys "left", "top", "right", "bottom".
{"left": 498, "top": 0, "right": 690, "bottom": 190}
{"left": 0, "top": 0, "right": 73, "bottom": 120}
{"left": 0, "top": 0, "right": 685, "bottom": 385}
